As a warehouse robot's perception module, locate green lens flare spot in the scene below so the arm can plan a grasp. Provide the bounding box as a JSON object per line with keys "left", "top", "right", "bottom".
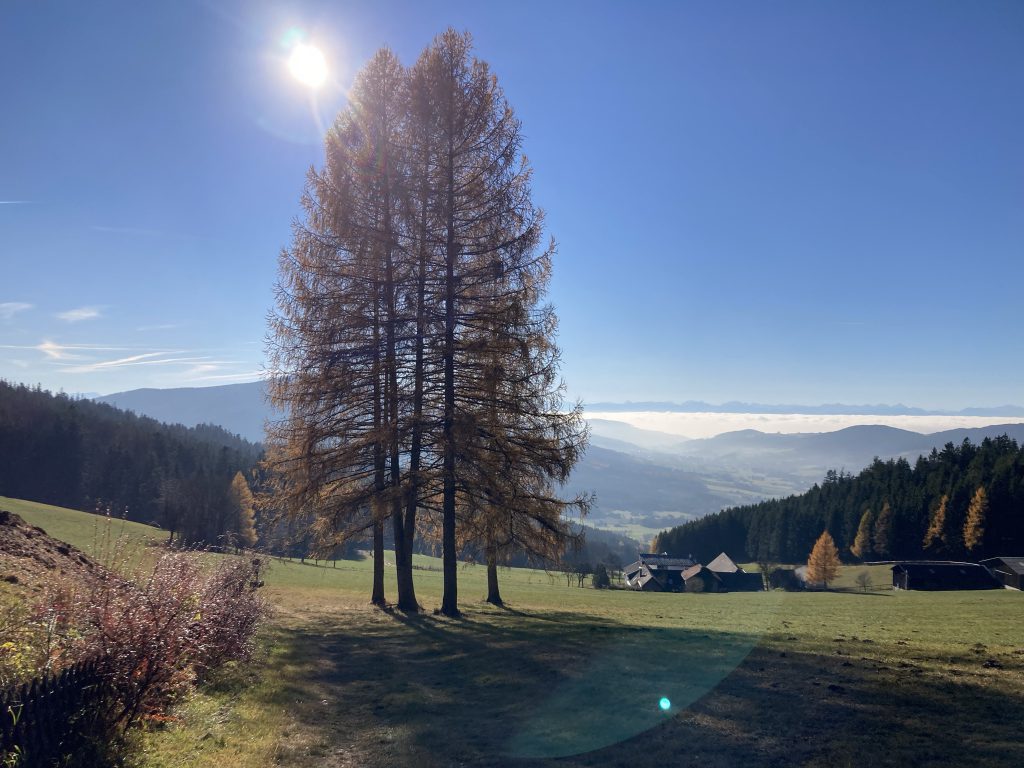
{"left": 659, "top": 697, "right": 671, "bottom": 711}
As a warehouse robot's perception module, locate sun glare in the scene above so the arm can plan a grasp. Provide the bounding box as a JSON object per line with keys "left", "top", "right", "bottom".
{"left": 288, "top": 43, "right": 327, "bottom": 89}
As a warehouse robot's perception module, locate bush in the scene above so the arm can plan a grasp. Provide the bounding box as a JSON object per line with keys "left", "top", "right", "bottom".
{"left": 36, "top": 548, "right": 267, "bottom": 731}
{"left": 592, "top": 564, "right": 611, "bottom": 589}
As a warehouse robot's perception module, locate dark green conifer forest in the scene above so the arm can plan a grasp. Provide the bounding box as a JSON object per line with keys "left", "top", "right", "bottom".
{"left": 0, "top": 380, "right": 262, "bottom": 546}
{"left": 655, "top": 436, "right": 1024, "bottom": 564}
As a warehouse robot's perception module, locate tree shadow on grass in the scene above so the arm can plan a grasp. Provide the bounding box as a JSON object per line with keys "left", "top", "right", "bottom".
{"left": 256, "top": 604, "right": 1024, "bottom": 768}
{"left": 260, "top": 606, "right": 763, "bottom": 764}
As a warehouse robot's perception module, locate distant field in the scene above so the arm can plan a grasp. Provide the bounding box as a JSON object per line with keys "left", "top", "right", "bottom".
{"left": 4, "top": 497, "right": 1023, "bottom": 767}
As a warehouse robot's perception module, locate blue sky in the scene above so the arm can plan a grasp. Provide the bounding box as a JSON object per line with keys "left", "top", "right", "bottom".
{"left": 2, "top": 1, "right": 1022, "bottom": 408}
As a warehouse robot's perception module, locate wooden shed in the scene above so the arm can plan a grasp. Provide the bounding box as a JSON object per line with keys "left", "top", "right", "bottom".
{"left": 891, "top": 561, "right": 1002, "bottom": 591}
{"left": 979, "top": 557, "right": 1024, "bottom": 590}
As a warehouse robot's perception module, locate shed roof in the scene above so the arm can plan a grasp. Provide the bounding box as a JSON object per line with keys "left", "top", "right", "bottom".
{"left": 706, "top": 552, "right": 740, "bottom": 573}
{"left": 980, "top": 557, "right": 1024, "bottom": 575}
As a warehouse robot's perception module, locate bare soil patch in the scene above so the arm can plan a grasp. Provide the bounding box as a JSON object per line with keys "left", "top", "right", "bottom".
{"left": 0, "top": 509, "right": 101, "bottom": 590}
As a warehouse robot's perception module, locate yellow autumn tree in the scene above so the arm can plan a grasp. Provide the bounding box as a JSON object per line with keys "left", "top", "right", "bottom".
{"left": 963, "top": 486, "right": 988, "bottom": 553}
{"left": 229, "top": 471, "right": 258, "bottom": 550}
{"left": 806, "top": 531, "right": 841, "bottom": 589}
{"left": 850, "top": 508, "right": 874, "bottom": 560}
{"left": 923, "top": 494, "right": 949, "bottom": 553}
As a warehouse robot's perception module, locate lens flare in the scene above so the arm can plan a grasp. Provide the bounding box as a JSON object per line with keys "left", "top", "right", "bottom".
{"left": 288, "top": 43, "right": 327, "bottom": 88}
{"left": 659, "top": 697, "right": 671, "bottom": 711}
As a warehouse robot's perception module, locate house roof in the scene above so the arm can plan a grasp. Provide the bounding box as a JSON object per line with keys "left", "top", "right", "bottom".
{"left": 706, "top": 552, "right": 740, "bottom": 573}
{"left": 638, "top": 554, "right": 695, "bottom": 569}
{"left": 892, "top": 561, "right": 988, "bottom": 570}
{"left": 980, "top": 557, "right": 1024, "bottom": 575}
{"left": 681, "top": 564, "right": 704, "bottom": 580}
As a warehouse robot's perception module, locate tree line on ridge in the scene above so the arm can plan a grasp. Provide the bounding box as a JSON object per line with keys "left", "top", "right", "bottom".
{"left": 654, "top": 436, "right": 1024, "bottom": 564}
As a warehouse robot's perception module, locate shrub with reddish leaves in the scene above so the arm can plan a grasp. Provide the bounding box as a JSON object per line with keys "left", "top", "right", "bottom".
{"left": 38, "top": 548, "right": 268, "bottom": 731}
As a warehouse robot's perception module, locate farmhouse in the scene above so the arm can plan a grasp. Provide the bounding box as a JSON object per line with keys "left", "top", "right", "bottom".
{"left": 623, "top": 553, "right": 696, "bottom": 591}
{"left": 979, "top": 557, "right": 1024, "bottom": 590}
{"left": 706, "top": 551, "right": 764, "bottom": 591}
{"left": 625, "top": 552, "right": 766, "bottom": 593}
{"left": 891, "top": 561, "right": 1002, "bottom": 591}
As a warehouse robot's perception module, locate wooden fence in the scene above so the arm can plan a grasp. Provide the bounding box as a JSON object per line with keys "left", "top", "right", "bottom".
{"left": 1, "top": 658, "right": 113, "bottom": 766}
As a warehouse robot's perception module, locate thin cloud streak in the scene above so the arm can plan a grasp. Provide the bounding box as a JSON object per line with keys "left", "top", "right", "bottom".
{"left": 57, "top": 306, "right": 102, "bottom": 323}
{"left": 183, "top": 371, "right": 263, "bottom": 383}
{"left": 0, "top": 342, "right": 162, "bottom": 361}
{"left": 63, "top": 352, "right": 171, "bottom": 372}
{"left": 61, "top": 354, "right": 244, "bottom": 374}
{"left": 0, "top": 302, "right": 33, "bottom": 319}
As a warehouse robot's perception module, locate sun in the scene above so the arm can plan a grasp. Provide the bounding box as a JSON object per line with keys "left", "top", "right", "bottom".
{"left": 288, "top": 43, "right": 327, "bottom": 89}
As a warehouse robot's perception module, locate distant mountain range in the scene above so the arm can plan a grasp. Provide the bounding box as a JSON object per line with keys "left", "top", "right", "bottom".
{"left": 586, "top": 400, "right": 1024, "bottom": 416}
{"left": 97, "top": 382, "right": 273, "bottom": 443}
{"left": 94, "top": 382, "right": 1024, "bottom": 539}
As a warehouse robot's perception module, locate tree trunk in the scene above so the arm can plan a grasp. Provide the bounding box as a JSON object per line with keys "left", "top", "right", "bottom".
{"left": 383, "top": 174, "right": 417, "bottom": 613}
{"left": 485, "top": 544, "right": 503, "bottom": 606}
{"left": 372, "top": 518, "right": 385, "bottom": 606}
{"left": 371, "top": 288, "right": 387, "bottom": 608}
{"left": 401, "top": 161, "right": 430, "bottom": 610}
{"left": 440, "top": 124, "right": 459, "bottom": 618}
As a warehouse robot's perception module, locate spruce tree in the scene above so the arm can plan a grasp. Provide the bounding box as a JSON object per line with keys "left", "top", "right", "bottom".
{"left": 873, "top": 501, "right": 894, "bottom": 559}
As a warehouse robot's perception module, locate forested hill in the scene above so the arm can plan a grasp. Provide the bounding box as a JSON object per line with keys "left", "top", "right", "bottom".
{"left": 0, "top": 380, "right": 262, "bottom": 542}
{"left": 654, "top": 436, "right": 1024, "bottom": 565}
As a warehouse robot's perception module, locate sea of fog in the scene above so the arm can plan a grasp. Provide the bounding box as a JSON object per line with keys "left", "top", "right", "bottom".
{"left": 584, "top": 411, "right": 1024, "bottom": 441}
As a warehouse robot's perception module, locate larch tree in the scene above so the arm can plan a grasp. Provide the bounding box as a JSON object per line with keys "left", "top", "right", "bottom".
{"left": 806, "top": 530, "right": 841, "bottom": 589}
{"left": 416, "top": 29, "right": 587, "bottom": 616}
{"left": 228, "top": 471, "right": 258, "bottom": 550}
{"left": 850, "top": 507, "right": 874, "bottom": 560}
{"left": 266, "top": 48, "right": 411, "bottom": 608}
{"left": 923, "top": 493, "right": 950, "bottom": 554}
{"left": 266, "top": 31, "right": 587, "bottom": 616}
{"left": 452, "top": 230, "right": 589, "bottom": 605}
{"left": 963, "top": 485, "right": 988, "bottom": 554}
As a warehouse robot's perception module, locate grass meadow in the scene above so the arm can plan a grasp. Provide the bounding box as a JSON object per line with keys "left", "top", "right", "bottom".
{"left": 5, "top": 496, "right": 1024, "bottom": 767}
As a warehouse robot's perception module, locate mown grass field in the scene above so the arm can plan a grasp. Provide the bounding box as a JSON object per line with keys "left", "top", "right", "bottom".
{"left": 5, "top": 497, "right": 1024, "bottom": 767}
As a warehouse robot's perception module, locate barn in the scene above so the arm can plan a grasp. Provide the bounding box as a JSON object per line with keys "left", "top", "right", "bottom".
{"left": 706, "top": 552, "right": 764, "bottom": 591}
{"left": 681, "top": 564, "right": 724, "bottom": 593}
{"left": 623, "top": 553, "right": 696, "bottom": 592}
{"left": 979, "top": 557, "right": 1024, "bottom": 590}
{"left": 891, "top": 561, "right": 1002, "bottom": 591}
